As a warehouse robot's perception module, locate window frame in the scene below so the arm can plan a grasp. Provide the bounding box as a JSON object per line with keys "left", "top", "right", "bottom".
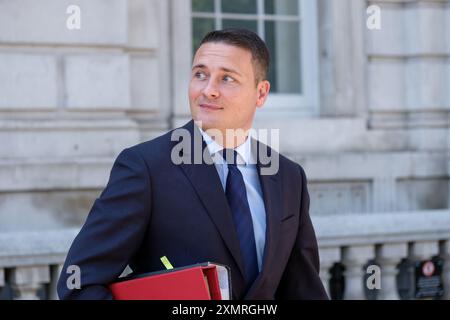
{"left": 172, "top": 0, "right": 320, "bottom": 117}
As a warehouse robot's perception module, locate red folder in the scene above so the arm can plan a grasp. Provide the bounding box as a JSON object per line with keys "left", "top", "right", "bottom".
{"left": 109, "top": 262, "right": 231, "bottom": 300}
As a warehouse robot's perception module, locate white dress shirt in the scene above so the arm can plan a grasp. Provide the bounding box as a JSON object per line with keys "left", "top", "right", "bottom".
{"left": 197, "top": 126, "right": 267, "bottom": 271}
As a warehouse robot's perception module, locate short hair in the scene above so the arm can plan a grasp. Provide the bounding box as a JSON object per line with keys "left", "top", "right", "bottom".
{"left": 198, "top": 28, "right": 270, "bottom": 83}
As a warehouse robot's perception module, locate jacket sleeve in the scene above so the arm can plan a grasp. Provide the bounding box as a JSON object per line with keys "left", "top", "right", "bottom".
{"left": 57, "top": 147, "right": 151, "bottom": 300}
{"left": 275, "top": 165, "right": 329, "bottom": 300}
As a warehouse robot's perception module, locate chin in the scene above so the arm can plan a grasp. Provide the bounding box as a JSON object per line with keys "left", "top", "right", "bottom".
{"left": 195, "top": 118, "right": 218, "bottom": 131}
{"left": 193, "top": 112, "right": 218, "bottom": 130}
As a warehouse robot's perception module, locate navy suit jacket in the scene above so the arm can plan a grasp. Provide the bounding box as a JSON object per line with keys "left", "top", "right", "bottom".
{"left": 57, "top": 120, "right": 328, "bottom": 300}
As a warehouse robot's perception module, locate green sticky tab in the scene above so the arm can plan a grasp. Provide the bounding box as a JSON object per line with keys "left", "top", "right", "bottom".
{"left": 160, "top": 256, "right": 174, "bottom": 270}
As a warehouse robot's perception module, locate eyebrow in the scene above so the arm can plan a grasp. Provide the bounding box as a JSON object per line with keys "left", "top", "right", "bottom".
{"left": 192, "top": 64, "right": 242, "bottom": 77}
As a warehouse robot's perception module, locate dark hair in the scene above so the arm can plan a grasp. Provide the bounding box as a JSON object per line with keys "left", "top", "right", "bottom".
{"left": 198, "top": 28, "right": 270, "bottom": 83}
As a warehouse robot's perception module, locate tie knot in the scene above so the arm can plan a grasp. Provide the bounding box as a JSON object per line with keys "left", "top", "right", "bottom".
{"left": 221, "top": 148, "right": 239, "bottom": 166}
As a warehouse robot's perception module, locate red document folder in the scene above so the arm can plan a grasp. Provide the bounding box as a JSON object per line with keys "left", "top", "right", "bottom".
{"left": 109, "top": 262, "right": 231, "bottom": 300}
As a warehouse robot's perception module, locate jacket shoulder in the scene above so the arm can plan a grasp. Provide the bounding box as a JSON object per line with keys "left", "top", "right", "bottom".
{"left": 122, "top": 122, "right": 193, "bottom": 164}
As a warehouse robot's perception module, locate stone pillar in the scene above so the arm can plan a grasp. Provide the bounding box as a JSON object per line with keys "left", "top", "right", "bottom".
{"left": 376, "top": 242, "right": 408, "bottom": 300}
{"left": 172, "top": 0, "right": 194, "bottom": 125}
{"left": 319, "top": 247, "right": 341, "bottom": 298}
{"left": 0, "top": 268, "right": 4, "bottom": 288}
{"left": 342, "top": 245, "right": 374, "bottom": 299}
{"left": 440, "top": 240, "right": 450, "bottom": 300}
{"left": 48, "top": 264, "right": 64, "bottom": 300}
{"left": 318, "top": 0, "right": 365, "bottom": 117}
{"left": 9, "top": 266, "right": 50, "bottom": 300}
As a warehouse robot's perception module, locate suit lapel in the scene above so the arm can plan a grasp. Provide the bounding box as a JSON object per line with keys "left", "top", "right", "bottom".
{"left": 246, "top": 139, "right": 282, "bottom": 298}
{"left": 177, "top": 121, "right": 246, "bottom": 280}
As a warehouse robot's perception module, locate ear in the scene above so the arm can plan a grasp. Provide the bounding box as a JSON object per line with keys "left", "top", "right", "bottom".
{"left": 256, "top": 80, "right": 270, "bottom": 108}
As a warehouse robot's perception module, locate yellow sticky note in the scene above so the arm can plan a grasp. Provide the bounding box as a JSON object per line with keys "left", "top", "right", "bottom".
{"left": 160, "top": 256, "right": 174, "bottom": 270}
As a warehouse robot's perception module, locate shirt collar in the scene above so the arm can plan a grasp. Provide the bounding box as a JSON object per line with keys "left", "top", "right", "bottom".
{"left": 196, "top": 124, "right": 253, "bottom": 165}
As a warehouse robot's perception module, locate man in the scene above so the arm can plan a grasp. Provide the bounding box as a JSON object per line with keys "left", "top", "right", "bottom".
{"left": 57, "top": 29, "right": 328, "bottom": 300}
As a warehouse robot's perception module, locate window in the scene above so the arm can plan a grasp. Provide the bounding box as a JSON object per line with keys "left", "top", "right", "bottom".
{"left": 191, "top": 0, "right": 319, "bottom": 115}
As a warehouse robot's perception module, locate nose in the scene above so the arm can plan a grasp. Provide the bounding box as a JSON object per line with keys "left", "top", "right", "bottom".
{"left": 202, "top": 79, "right": 220, "bottom": 99}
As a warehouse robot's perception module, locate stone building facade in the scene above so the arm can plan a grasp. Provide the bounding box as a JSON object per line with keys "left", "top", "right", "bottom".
{"left": 0, "top": 0, "right": 449, "bottom": 299}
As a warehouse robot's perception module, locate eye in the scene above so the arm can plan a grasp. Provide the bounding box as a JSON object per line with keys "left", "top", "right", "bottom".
{"left": 223, "top": 75, "right": 235, "bottom": 83}
{"left": 194, "top": 71, "right": 207, "bottom": 80}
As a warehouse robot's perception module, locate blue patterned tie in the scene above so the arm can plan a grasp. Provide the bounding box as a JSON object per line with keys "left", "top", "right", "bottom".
{"left": 222, "top": 149, "right": 259, "bottom": 288}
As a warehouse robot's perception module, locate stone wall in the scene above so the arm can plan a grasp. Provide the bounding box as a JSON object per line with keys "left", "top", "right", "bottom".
{"left": 298, "top": 0, "right": 450, "bottom": 215}
{"left": 0, "top": 0, "right": 449, "bottom": 231}
{"left": 0, "top": 0, "right": 170, "bottom": 231}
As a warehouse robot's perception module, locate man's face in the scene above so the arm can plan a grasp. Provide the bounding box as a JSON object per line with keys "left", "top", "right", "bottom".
{"left": 189, "top": 42, "right": 270, "bottom": 135}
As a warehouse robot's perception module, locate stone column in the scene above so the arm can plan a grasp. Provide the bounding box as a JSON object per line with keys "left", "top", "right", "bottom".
{"left": 0, "top": 268, "right": 4, "bottom": 288}
{"left": 319, "top": 247, "right": 341, "bottom": 298}
{"left": 342, "top": 245, "right": 374, "bottom": 299}
{"left": 440, "top": 240, "right": 450, "bottom": 300}
{"left": 376, "top": 242, "right": 408, "bottom": 300}
{"left": 318, "top": 0, "right": 364, "bottom": 117}
{"left": 48, "top": 264, "right": 64, "bottom": 300}
{"left": 9, "top": 266, "right": 50, "bottom": 300}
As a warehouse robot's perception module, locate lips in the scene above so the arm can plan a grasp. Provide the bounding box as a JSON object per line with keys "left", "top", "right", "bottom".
{"left": 199, "top": 103, "right": 223, "bottom": 111}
